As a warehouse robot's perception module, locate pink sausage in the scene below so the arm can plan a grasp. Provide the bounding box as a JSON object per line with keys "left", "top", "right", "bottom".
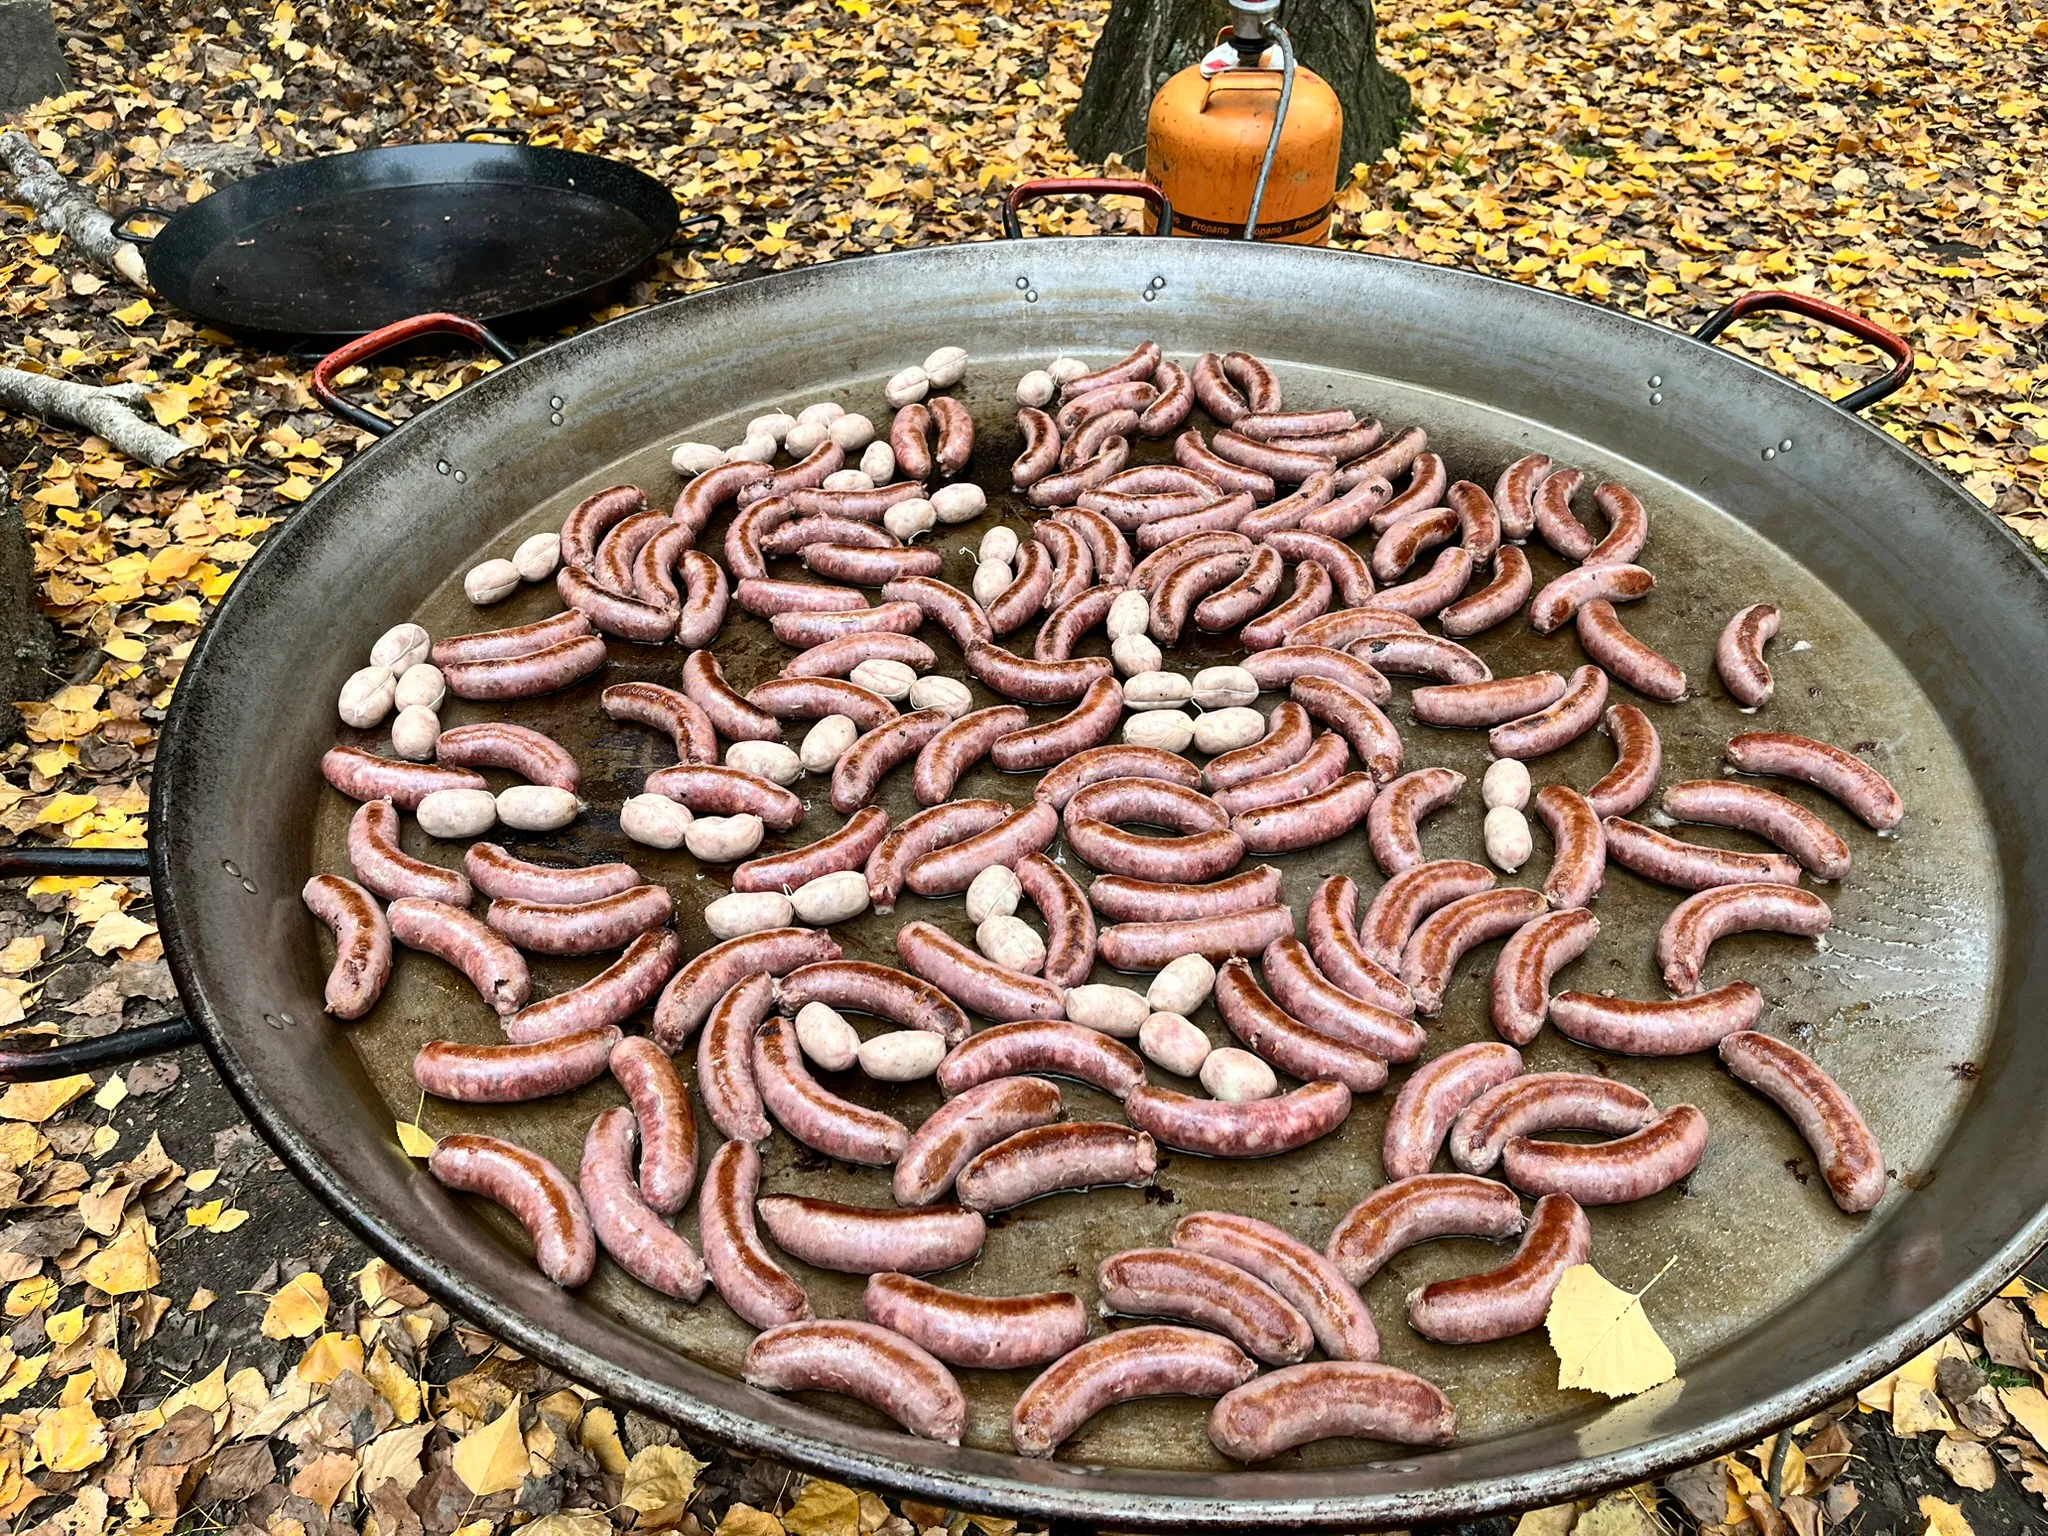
{"left": 1209, "top": 1362, "right": 1455, "bottom": 1459}
{"left": 433, "top": 609, "right": 592, "bottom": 666}
{"left": 644, "top": 762, "right": 806, "bottom": 827}
{"left": 1036, "top": 744, "right": 1202, "bottom": 809}
{"left": 1325, "top": 1173, "right": 1526, "bottom": 1285}
{"left": 955, "top": 1122, "right": 1157, "bottom": 1210}
{"left": 1151, "top": 549, "right": 1253, "bottom": 645}
{"left": 769, "top": 600, "right": 924, "bottom": 647}
{"left": 1407, "top": 1192, "right": 1590, "bottom": 1342}
{"left": 1399, "top": 887, "right": 1548, "bottom": 1015}
{"left": 905, "top": 801, "right": 1059, "bottom": 897}
{"left": 831, "top": 707, "right": 951, "bottom": 813}
{"left": 651, "top": 926, "right": 842, "bottom": 1047}
{"left": 1242, "top": 644, "right": 1391, "bottom": 706}
{"left": 1661, "top": 778, "right": 1851, "bottom": 879}
{"left": 1367, "top": 767, "right": 1465, "bottom": 875}
{"left": 743, "top": 440, "right": 845, "bottom": 506}
{"left": 1534, "top": 785, "right": 1606, "bottom": 909}
{"left": 1296, "top": 473, "right": 1395, "bottom": 539}
{"left": 561, "top": 485, "right": 648, "bottom": 568}
{"left": 560, "top": 563, "right": 677, "bottom": 643}
{"left": 1099, "top": 904, "right": 1299, "bottom": 972}
{"left": 1577, "top": 599, "right": 1685, "bottom": 702}
{"left": 1036, "top": 521, "right": 1095, "bottom": 608}
{"left": 1658, "top": 882, "right": 1832, "bottom": 995}
{"left": 866, "top": 799, "right": 1013, "bottom": 913}
{"left": 1173, "top": 1210, "right": 1379, "bottom": 1362}
{"left": 1585, "top": 482, "right": 1650, "bottom": 565}
{"left": 1603, "top": 816, "right": 1801, "bottom": 890}
{"left": 1529, "top": 563, "right": 1655, "bottom": 634}
{"left": 1293, "top": 607, "right": 1425, "bottom": 650}
{"left": 744, "top": 675, "right": 898, "bottom": 732}
{"left": 1492, "top": 453, "right": 1551, "bottom": 541}
{"left": 1725, "top": 731, "right": 1903, "bottom": 830}
{"left": 1211, "top": 428, "right": 1333, "bottom": 485}
{"left": 593, "top": 509, "right": 670, "bottom": 596}
{"left": 1261, "top": 934, "right": 1424, "bottom": 1061}
{"left": 734, "top": 575, "right": 866, "bottom": 619}
{"left": 1125, "top": 1080, "right": 1351, "bottom": 1159}
{"left": 1450, "top": 1071, "right": 1655, "bottom": 1173}
{"left": 991, "top": 679, "right": 1123, "bottom": 771}
{"left": 788, "top": 481, "right": 930, "bottom": 521}
{"left": 929, "top": 394, "right": 975, "bottom": 476}
{"left": 1305, "top": 874, "right": 1422, "bottom": 1016}
{"left": 1220, "top": 351, "right": 1282, "bottom": 411}
{"left": 1027, "top": 438, "right": 1132, "bottom": 509}
{"left": 684, "top": 649, "right": 782, "bottom": 742}
{"left": 1438, "top": 547, "right": 1533, "bottom": 638}
{"left": 1353, "top": 632, "right": 1492, "bottom": 685}
{"left": 893, "top": 1075, "right": 1064, "bottom": 1207}
{"left": 733, "top": 805, "right": 891, "bottom": 894}
{"left": 502, "top": 925, "right": 678, "bottom": 1042}
{"left": 1055, "top": 505, "right": 1136, "bottom": 585}
{"left": 1448, "top": 479, "right": 1502, "bottom": 562}
{"left": 777, "top": 958, "right": 971, "bottom": 1043}
{"left": 1489, "top": 663, "right": 1610, "bottom": 760}
{"left": 1098, "top": 1246, "right": 1313, "bottom": 1365}
{"left": 966, "top": 644, "right": 1113, "bottom": 704}
{"left": 609, "top": 1034, "right": 697, "bottom": 1213}
{"left": 1191, "top": 353, "right": 1251, "bottom": 424}
{"left": 348, "top": 800, "right": 471, "bottom": 905}
{"left": 321, "top": 746, "right": 486, "bottom": 810}
{"left": 388, "top": 897, "right": 529, "bottom": 1015}
{"left": 1062, "top": 407, "right": 1139, "bottom": 471}
{"left": 1012, "top": 406, "right": 1061, "bottom": 489}
{"left": 1292, "top": 675, "right": 1403, "bottom": 783}
{"left": 700, "top": 1138, "right": 811, "bottom": 1327}
{"left": 891, "top": 402, "right": 934, "bottom": 480}
{"left": 752, "top": 1014, "right": 910, "bottom": 1164}
{"left": 1204, "top": 702, "right": 1312, "bottom": 792}
{"left": 783, "top": 630, "right": 936, "bottom": 679}
{"left": 1239, "top": 560, "right": 1334, "bottom": 651}
{"left": 1372, "top": 505, "right": 1460, "bottom": 582}
{"left": 1366, "top": 453, "right": 1449, "bottom": 533}
{"left": 1585, "top": 704, "right": 1662, "bottom": 819}
{"left": 1501, "top": 1106, "right": 1709, "bottom": 1205}
{"left": 602, "top": 680, "right": 718, "bottom": 763}
{"left": 915, "top": 707, "right": 1030, "bottom": 803}
{"left": 723, "top": 495, "right": 786, "bottom": 582}
{"left": 756, "top": 1195, "right": 985, "bottom": 1274}
{"left": 1175, "top": 429, "right": 1276, "bottom": 500}
{"left": 1550, "top": 982, "right": 1767, "bottom": 1056}
{"left": 485, "top": 884, "right": 672, "bottom": 956}
{"left": 936, "top": 1020, "right": 1148, "bottom": 1100}
{"left": 1237, "top": 470, "right": 1336, "bottom": 541}
{"left": 439, "top": 634, "right": 609, "bottom": 702}
{"left": 1531, "top": 467, "right": 1594, "bottom": 559}
{"left": 986, "top": 542, "right": 1054, "bottom": 637}
{"left": 1489, "top": 908, "right": 1599, "bottom": 1045}
{"left": 1213, "top": 731, "right": 1351, "bottom": 817}
{"left": 697, "top": 972, "right": 774, "bottom": 1143}
{"left": 1412, "top": 671, "right": 1565, "bottom": 730}
{"left": 1214, "top": 958, "right": 1387, "bottom": 1094}
{"left": 303, "top": 874, "right": 392, "bottom": 1019}
{"left": 430, "top": 1134, "right": 594, "bottom": 1287}
{"left": 1381, "top": 1041, "right": 1523, "bottom": 1180}
{"left": 1087, "top": 864, "right": 1285, "bottom": 924}
{"left": 1060, "top": 356, "right": 1161, "bottom": 412}
{"left": 1012, "top": 1325, "right": 1255, "bottom": 1458}
{"left": 1717, "top": 602, "right": 1781, "bottom": 706}
{"left": 1065, "top": 819, "right": 1243, "bottom": 884}
{"left": 1139, "top": 359, "right": 1195, "bottom": 437}
{"left": 581, "top": 1108, "right": 706, "bottom": 1300}
{"left": 1720, "top": 1031, "right": 1885, "bottom": 1212}
{"left": 1035, "top": 584, "right": 1119, "bottom": 660}
{"left": 435, "top": 721, "right": 580, "bottom": 791}
{"left": 414, "top": 1025, "right": 619, "bottom": 1103}
{"left": 1015, "top": 853, "right": 1096, "bottom": 989}
{"left": 897, "top": 921, "right": 1066, "bottom": 1023}
{"left": 864, "top": 1273, "right": 1089, "bottom": 1371}
{"left": 675, "top": 463, "right": 770, "bottom": 534}
{"left": 1232, "top": 772, "right": 1377, "bottom": 855}
{"left": 1357, "top": 859, "right": 1496, "bottom": 970}
{"left": 1260, "top": 529, "right": 1376, "bottom": 606}
{"left": 803, "top": 543, "right": 941, "bottom": 585}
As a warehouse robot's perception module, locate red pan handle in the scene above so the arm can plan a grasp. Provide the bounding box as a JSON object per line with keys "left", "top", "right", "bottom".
{"left": 0, "top": 846, "right": 198, "bottom": 1082}
{"left": 312, "top": 312, "right": 519, "bottom": 437}
{"left": 1003, "top": 177, "right": 1174, "bottom": 240}
{"left": 1693, "top": 290, "right": 1914, "bottom": 414}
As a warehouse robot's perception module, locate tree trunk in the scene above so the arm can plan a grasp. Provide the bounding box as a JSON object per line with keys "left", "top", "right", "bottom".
{"left": 0, "top": 0, "right": 70, "bottom": 114}
{"left": 0, "top": 483, "right": 55, "bottom": 747}
{"left": 1067, "top": 0, "right": 1411, "bottom": 177}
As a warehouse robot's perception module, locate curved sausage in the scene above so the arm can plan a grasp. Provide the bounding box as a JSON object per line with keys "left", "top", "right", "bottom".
{"left": 929, "top": 393, "right": 975, "bottom": 477}
{"left": 436, "top": 722, "right": 580, "bottom": 791}
{"left": 676, "top": 463, "right": 770, "bottom": 533}
{"left": 303, "top": 874, "right": 392, "bottom": 1019}
{"left": 1382, "top": 1041, "right": 1523, "bottom": 1180}
{"left": 1065, "top": 819, "right": 1244, "bottom": 885}
{"left": 1502, "top": 1105, "right": 1709, "bottom": 1205}
{"left": 1027, "top": 438, "right": 1132, "bottom": 509}
{"left": 440, "top": 635, "right": 607, "bottom": 702}
{"left": 1087, "top": 864, "right": 1285, "bottom": 924}
{"left": 1037, "top": 745, "right": 1202, "bottom": 809}
{"left": 1577, "top": 599, "right": 1685, "bottom": 702}
{"left": 581, "top": 1108, "right": 706, "bottom": 1299}
{"left": 1012, "top": 1325, "right": 1255, "bottom": 1458}
{"left": 603, "top": 680, "right": 718, "bottom": 764}
{"left": 788, "top": 480, "right": 929, "bottom": 521}
{"left": 1450, "top": 1072, "right": 1656, "bottom": 1173}
{"left": 1720, "top": 1031, "right": 1885, "bottom": 1212}
{"left": 955, "top": 1122, "right": 1157, "bottom": 1210}
{"left": 831, "top": 707, "right": 951, "bottom": 813}
{"left": 1489, "top": 664, "right": 1609, "bottom": 760}
{"left": 1658, "top": 882, "right": 1832, "bottom": 995}
{"left": 1489, "top": 908, "right": 1599, "bottom": 1045}
{"left": 683, "top": 649, "right": 781, "bottom": 742}
{"left": 1529, "top": 563, "right": 1655, "bottom": 635}
{"left": 1214, "top": 958, "right": 1388, "bottom": 1093}
{"left": 1357, "top": 860, "right": 1497, "bottom": 970}
{"left": 991, "top": 678, "right": 1122, "bottom": 770}
{"left": 1304, "top": 874, "right": 1419, "bottom": 1016}
{"left": 1411, "top": 670, "right": 1564, "bottom": 730}
{"left": 1534, "top": 785, "right": 1606, "bottom": 910}
{"left": 1262, "top": 935, "right": 1424, "bottom": 1060}
{"left": 753, "top": 1014, "right": 910, "bottom": 1164}
{"left": 1124, "top": 1080, "right": 1352, "bottom": 1159}
{"left": 732, "top": 805, "right": 891, "bottom": 895}
{"left": 1493, "top": 453, "right": 1552, "bottom": 541}
{"left": 1013, "top": 405, "right": 1061, "bottom": 489}
{"left": 986, "top": 540, "right": 1055, "bottom": 637}
{"left": 430, "top": 1133, "right": 594, "bottom": 1287}
{"left": 1213, "top": 731, "right": 1351, "bottom": 817}
{"left": 1209, "top": 1362, "right": 1455, "bottom": 1459}
{"left": 1292, "top": 607, "right": 1425, "bottom": 650}
{"left": 1550, "top": 981, "right": 1767, "bottom": 1056}
{"left": 936, "top": 1020, "right": 1147, "bottom": 1100}
{"left": 652, "top": 926, "right": 842, "bottom": 1047}
{"left": 645, "top": 762, "right": 807, "bottom": 827}
{"left": 1055, "top": 505, "right": 1136, "bottom": 586}
{"left": 1239, "top": 560, "right": 1334, "bottom": 651}
{"left": 1191, "top": 353, "right": 1251, "bottom": 425}
{"left": 905, "top": 801, "right": 1060, "bottom": 897}
{"left": 1292, "top": 675, "right": 1404, "bottom": 783}
{"left": 1602, "top": 816, "right": 1802, "bottom": 891}
{"left": 1725, "top": 732, "right": 1903, "bottom": 830}
{"left": 1366, "top": 453, "right": 1449, "bottom": 533}
{"left": 1438, "top": 546, "right": 1533, "bottom": 638}
{"left": 897, "top": 921, "right": 1065, "bottom": 1023}
{"left": 1408, "top": 1192, "right": 1590, "bottom": 1342}
{"left": 1260, "top": 529, "right": 1376, "bottom": 606}
{"left": 348, "top": 800, "right": 471, "bottom": 906}
{"left": 1204, "top": 701, "right": 1312, "bottom": 792}
{"left": 699, "top": 1138, "right": 811, "bottom": 1327}
{"left": 1585, "top": 703, "right": 1661, "bottom": 819}
{"left": 894, "top": 1076, "right": 1063, "bottom": 1207}
{"left": 1352, "top": 632, "right": 1492, "bottom": 685}
{"left": 803, "top": 543, "right": 942, "bottom": 585}
{"left": 1325, "top": 1173, "right": 1526, "bottom": 1285}
{"left": 891, "top": 402, "right": 934, "bottom": 481}
{"left": 1296, "top": 473, "right": 1395, "bottom": 540}
{"left": 562, "top": 484, "right": 649, "bottom": 568}
{"left": 1209, "top": 428, "right": 1336, "bottom": 485}
{"left": 433, "top": 608, "right": 592, "bottom": 666}
{"left": 388, "top": 897, "right": 529, "bottom": 1015}
{"left": 864, "top": 1273, "right": 1089, "bottom": 1371}
{"left": 1173, "top": 1210, "right": 1379, "bottom": 1362}
{"left": 744, "top": 676, "right": 898, "bottom": 733}
{"left": 1400, "top": 887, "right": 1547, "bottom": 1016}
{"left": 1531, "top": 467, "right": 1594, "bottom": 559}
{"left": 1175, "top": 429, "right": 1275, "bottom": 500}
{"left": 1036, "top": 521, "right": 1096, "bottom": 609}
{"left": 769, "top": 601, "right": 924, "bottom": 647}
{"left": 1661, "top": 778, "right": 1851, "bottom": 880}
{"left": 1231, "top": 772, "right": 1377, "bottom": 855}
{"left": 560, "top": 563, "right": 677, "bottom": 643}
{"left": 880, "top": 576, "right": 993, "bottom": 650}
{"left": 1372, "top": 505, "right": 1460, "bottom": 582}
{"left": 697, "top": 972, "right": 774, "bottom": 1143}
{"left": 1139, "top": 359, "right": 1195, "bottom": 437}
{"left": 1366, "top": 768, "right": 1465, "bottom": 875}
{"left": 866, "top": 799, "right": 1013, "bottom": 913}
{"left": 757, "top": 1195, "right": 985, "bottom": 1274}
{"left": 321, "top": 747, "right": 487, "bottom": 810}
{"left": 608, "top": 1034, "right": 696, "bottom": 1212}
{"left": 744, "top": 1319, "right": 967, "bottom": 1444}
{"left": 1097, "top": 905, "right": 1296, "bottom": 971}
{"left": 1015, "top": 853, "right": 1096, "bottom": 989}
{"left": 921, "top": 704, "right": 1041, "bottom": 800}
{"left": 505, "top": 929, "right": 682, "bottom": 1044}
{"left": 1717, "top": 602, "right": 1781, "bottom": 707}
{"left": 1241, "top": 644, "right": 1392, "bottom": 705}
{"left": 965, "top": 643, "right": 1113, "bottom": 704}
{"left": 484, "top": 885, "right": 673, "bottom": 956}
{"left": 779, "top": 957, "right": 970, "bottom": 1043}
{"left": 1035, "top": 583, "right": 1119, "bottom": 661}
{"left": 1098, "top": 1246, "right": 1313, "bottom": 1365}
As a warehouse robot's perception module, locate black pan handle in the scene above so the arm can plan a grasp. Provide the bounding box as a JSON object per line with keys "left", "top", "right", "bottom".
{"left": 1002, "top": 177, "right": 1174, "bottom": 240}
{"left": 112, "top": 204, "right": 177, "bottom": 246}
{"left": 673, "top": 212, "right": 724, "bottom": 251}
{"left": 312, "top": 312, "right": 520, "bottom": 437}
{"left": 459, "top": 126, "right": 531, "bottom": 144}
{"left": 0, "top": 845, "right": 198, "bottom": 1082}
{"left": 1694, "top": 289, "right": 1915, "bottom": 414}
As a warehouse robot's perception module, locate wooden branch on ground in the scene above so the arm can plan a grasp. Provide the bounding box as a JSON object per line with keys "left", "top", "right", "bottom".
{"left": 0, "top": 368, "right": 192, "bottom": 468}
{"left": 0, "top": 130, "right": 149, "bottom": 289}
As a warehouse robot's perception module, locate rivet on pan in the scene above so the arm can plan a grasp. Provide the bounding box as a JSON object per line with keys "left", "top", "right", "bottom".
{"left": 222, "top": 860, "right": 240, "bottom": 878}
{"left": 453, "top": 470, "right": 469, "bottom": 484}
{"left": 1016, "top": 276, "right": 1030, "bottom": 290}
{"left": 1025, "top": 290, "right": 1038, "bottom": 304}
{"left": 1649, "top": 375, "right": 1662, "bottom": 388}
{"left": 241, "top": 879, "right": 258, "bottom": 894}
{"left": 279, "top": 1013, "right": 296, "bottom": 1027}
{"left": 550, "top": 413, "right": 564, "bottom": 426}
{"left": 1649, "top": 392, "right": 1663, "bottom": 405}
{"left": 1762, "top": 447, "right": 1777, "bottom": 461}
{"left": 1143, "top": 291, "right": 1156, "bottom": 302}
{"left": 1780, "top": 438, "right": 1794, "bottom": 451}
{"left": 550, "top": 396, "right": 564, "bottom": 409}
{"left": 263, "top": 1013, "right": 285, "bottom": 1030}
{"left": 436, "top": 460, "right": 450, "bottom": 475}
{"left": 1150, "top": 276, "right": 1166, "bottom": 290}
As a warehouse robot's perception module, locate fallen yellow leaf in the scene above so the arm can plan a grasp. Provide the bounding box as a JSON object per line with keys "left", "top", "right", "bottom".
{"left": 32, "top": 1399, "right": 106, "bottom": 1472}
{"left": 781, "top": 1479, "right": 859, "bottom": 1536}
{"left": 0, "top": 938, "right": 44, "bottom": 976}
{"left": 84, "top": 912, "right": 155, "bottom": 956}
{"left": 110, "top": 298, "right": 154, "bottom": 327}
{"left": 1547, "top": 1262, "right": 1676, "bottom": 1398}
{"left": 145, "top": 598, "right": 204, "bottom": 624}
{"left": 1921, "top": 1494, "right": 1975, "bottom": 1536}
{"left": 80, "top": 1217, "right": 157, "bottom": 1296}
{"left": 261, "top": 1272, "right": 330, "bottom": 1339}
{"left": 92, "top": 1075, "right": 127, "bottom": 1112}
{"left": 715, "top": 1507, "right": 784, "bottom": 1536}
{"left": 395, "top": 1121, "right": 437, "bottom": 1158}
{"left": 452, "top": 1399, "right": 528, "bottom": 1497}
{"left": 622, "top": 1443, "right": 708, "bottom": 1527}
{"left": 298, "top": 1331, "right": 364, "bottom": 1384}
{"left": 0, "top": 1074, "right": 96, "bottom": 1124}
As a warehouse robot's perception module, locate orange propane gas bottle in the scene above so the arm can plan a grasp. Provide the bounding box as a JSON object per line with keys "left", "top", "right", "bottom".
{"left": 1145, "top": 3, "right": 1343, "bottom": 244}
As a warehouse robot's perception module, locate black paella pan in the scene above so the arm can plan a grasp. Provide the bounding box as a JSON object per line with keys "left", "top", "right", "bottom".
{"left": 5, "top": 217, "right": 2042, "bottom": 1529}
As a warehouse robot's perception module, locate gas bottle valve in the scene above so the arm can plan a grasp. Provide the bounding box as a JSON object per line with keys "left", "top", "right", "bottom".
{"left": 1201, "top": 0, "right": 1284, "bottom": 76}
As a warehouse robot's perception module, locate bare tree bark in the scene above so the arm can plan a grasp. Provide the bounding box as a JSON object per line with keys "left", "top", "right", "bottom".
{"left": 0, "top": 369, "right": 193, "bottom": 468}
{"left": 1067, "top": 0, "right": 1411, "bottom": 179}
{"left": 0, "top": 483, "right": 54, "bottom": 747}
{"left": 0, "top": 131, "right": 149, "bottom": 289}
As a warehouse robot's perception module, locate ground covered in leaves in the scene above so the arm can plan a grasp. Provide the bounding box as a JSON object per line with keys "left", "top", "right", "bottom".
{"left": 0, "top": 0, "right": 2043, "bottom": 1531}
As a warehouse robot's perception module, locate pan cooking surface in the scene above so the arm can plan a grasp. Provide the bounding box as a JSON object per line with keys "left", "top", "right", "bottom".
{"left": 309, "top": 354, "right": 1997, "bottom": 1469}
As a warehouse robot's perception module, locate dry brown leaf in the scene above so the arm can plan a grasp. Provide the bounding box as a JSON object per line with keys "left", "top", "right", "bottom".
{"left": 620, "top": 1444, "right": 708, "bottom": 1527}
{"left": 1936, "top": 1435, "right": 1999, "bottom": 1491}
